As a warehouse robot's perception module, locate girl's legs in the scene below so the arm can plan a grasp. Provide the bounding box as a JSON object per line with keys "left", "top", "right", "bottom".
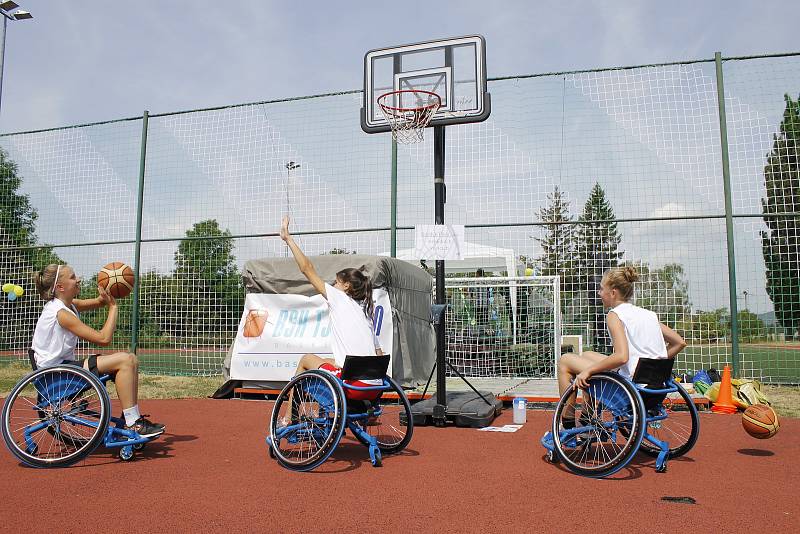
{"left": 294, "top": 353, "right": 338, "bottom": 375}
{"left": 557, "top": 351, "right": 607, "bottom": 425}
{"left": 91, "top": 352, "right": 163, "bottom": 434}
{"left": 280, "top": 354, "right": 339, "bottom": 427}
{"left": 92, "top": 352, "right": 138, "bottom": 408}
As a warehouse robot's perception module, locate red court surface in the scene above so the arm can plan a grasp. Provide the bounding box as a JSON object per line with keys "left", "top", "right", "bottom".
{"left": 1, "top": 398, "right": 797, "bottom": 533}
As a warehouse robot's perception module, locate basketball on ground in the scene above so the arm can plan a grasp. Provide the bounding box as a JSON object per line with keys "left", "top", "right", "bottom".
{"left": 98, "top": 262, "right": 135, "bottom": 299}
{"left": 741, "top": 404, "right": 779, "bottom": 439}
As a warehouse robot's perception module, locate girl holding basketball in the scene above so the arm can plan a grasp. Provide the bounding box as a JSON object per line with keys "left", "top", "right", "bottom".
{"left": 31, "top": 264, "right": 165, "bottom": 438}
{"left": 279, "top": 215, "right": 383, "bottom": 379}
{"left": 557, "top": 266, "right": 686, "bottom": 426}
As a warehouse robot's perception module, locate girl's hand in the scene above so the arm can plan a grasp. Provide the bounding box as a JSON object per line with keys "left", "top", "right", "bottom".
{"left": 574, "top": 370, "right": 592, "bottom": 390}
{"left": 280, "top": 215, "right": 291, "bottom": 242}
{"left": 99, "top": 286, "right": 116, "bottom": 307}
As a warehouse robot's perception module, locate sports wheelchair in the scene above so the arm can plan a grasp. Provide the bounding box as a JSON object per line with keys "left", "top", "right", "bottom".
{"left": 1, "top": 350, "right": 157, "bottom": 468}
{"left": 541, "top": 358, "right": 699, "bottom": 478}
{"left": 266, "top": 355, "right": 413, "bottom": 472}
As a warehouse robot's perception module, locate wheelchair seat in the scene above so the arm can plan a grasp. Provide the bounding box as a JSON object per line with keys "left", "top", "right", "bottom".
{"left": 340, "top": 355, "right": 390, "bottom": 403}
{"left": 631, "top": 358, "right": 676, "bottom": 412}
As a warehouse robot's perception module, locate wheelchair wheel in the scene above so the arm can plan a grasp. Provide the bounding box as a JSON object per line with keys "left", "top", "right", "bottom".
{"left": 269, "top": 370, "right": 346, "bottom": 472}
{"left": 551, "top": 372, "right": 646, "bottom": 478}
{"left": 640, "top": 382, "right": 700, "bottom": 459}
{"left": 351, "top": 376, "right": 413, "bottom": 455}
{"left": 1, "top": 366, "right": 110, "bottom": 468}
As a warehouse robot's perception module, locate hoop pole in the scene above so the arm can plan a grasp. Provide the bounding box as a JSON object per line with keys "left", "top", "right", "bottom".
{"left": 434, "top": 125, "right": 447, "bottom": 417}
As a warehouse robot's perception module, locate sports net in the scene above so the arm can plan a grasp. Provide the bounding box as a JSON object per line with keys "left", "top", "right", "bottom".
{"left": 2, "top": 53, "right": 799, "bottom": 383}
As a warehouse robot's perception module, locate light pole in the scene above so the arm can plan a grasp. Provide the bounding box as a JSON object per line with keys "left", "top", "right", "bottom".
{"left": 0, "top": 1, "right": 33, "bottom": 117}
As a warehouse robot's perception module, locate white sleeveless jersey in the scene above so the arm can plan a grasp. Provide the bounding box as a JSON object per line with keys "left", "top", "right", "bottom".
{"left": 32, "top": 299, "right": 79, "bottom": 368}
{"left": 608, "top": 302, "right": 667, "bottom": 378}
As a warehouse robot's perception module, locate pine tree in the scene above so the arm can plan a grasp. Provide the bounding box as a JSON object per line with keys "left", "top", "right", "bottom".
{"left": 761, "top": 94, "right": 800, "bottom": 338}
{"left": 574, "top": 183, "right": 623, "bottom": 353}
{"left": 534, "top": 186, "right": 576, "bottom": 306}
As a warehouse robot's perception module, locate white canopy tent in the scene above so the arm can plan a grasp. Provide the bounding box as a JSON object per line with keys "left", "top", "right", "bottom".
{"left": 380, "top": 242, "right": 522, "bottom": 343}
{"left": 379, "top": 242, "right": 519, "bottom": 275}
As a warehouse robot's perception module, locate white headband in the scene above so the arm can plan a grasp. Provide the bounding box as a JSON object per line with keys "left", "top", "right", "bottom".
{"left": 51, "top": 264, "right": 62, "bottom": 298}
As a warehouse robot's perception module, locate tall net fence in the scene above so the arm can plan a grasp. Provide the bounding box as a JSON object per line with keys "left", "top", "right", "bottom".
{"left": 1, "top": 53, "right": 799, "bottom": 382}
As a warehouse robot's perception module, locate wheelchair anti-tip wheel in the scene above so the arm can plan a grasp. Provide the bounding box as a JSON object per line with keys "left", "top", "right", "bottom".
{"left": 551, "top": 372, "right": 646, "bottom": 478}
{"left": 639, "top": 381, "right": 700, "bottom": 460}
{"left": 269, "top": 370, "right": 346, "bottom": 472}
{"left": 1, "top": 365, "right": 110, "bottom": 468}
{"left": 349, "top": 376, "right": 413, "bottom": 455}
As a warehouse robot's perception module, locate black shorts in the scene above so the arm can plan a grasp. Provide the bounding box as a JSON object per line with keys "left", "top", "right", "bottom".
{"left": 60, "top": 355, "right": 100, "bottom": 377}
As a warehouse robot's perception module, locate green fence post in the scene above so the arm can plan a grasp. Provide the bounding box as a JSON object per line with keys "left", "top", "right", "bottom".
{"left": 130, "top": 110, "right": 149, "bottom": 354}
{"left": 715, "top": 52, "right": 740, "bottom": 376}
{"left": 390, "top": 138, "right": 398, "bottom": 257}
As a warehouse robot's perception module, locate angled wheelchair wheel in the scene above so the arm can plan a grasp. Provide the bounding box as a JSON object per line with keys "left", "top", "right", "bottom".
{"left": 1, "top": 366, "right": 110, "bottom": 468}
{"left": 640, "top": 382, "right": 699, "bottom": 459}
{"left": 551, "top": 372, "right": 646, "bottom": 478}
{"left": 350, "top": 376, "right": 413, "bottom": 455}
{"left": 269, "top": 370, "right": 346, "bottom": 472}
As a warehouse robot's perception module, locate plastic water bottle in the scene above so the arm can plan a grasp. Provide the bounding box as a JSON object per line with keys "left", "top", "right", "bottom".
{"left": 512, "top": 397, "right": 527, "bottom": 424}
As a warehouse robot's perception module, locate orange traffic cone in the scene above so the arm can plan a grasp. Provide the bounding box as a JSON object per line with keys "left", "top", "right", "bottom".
{"left": 711, "top": 364, "right": 737, "bottom": 414}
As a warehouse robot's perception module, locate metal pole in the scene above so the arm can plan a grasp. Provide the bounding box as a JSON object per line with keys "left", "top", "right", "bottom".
{"left": 130, "top": 110, "right": 149, "bottom": 353}
{"left": 0, "top": 16, "right": 7, "bottom": 117}
{"left": 390, "top": 138, "right": 397, "bottom": 257}
{"left": 715, "top": 52, "right": 740, "bottom": 376}
{"left": 433, "top": 125, "right": 447, "bottom": 414}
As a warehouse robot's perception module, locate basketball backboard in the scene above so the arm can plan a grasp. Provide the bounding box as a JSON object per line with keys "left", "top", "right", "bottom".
{"left": 361, "top": 35, "right": 490, "bottom": 134}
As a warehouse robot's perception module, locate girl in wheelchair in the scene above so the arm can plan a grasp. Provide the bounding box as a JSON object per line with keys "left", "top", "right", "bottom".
{"left": 31, "top": 264, "right": 165, "bottom": 438}
{"left": 557, "top": 266, "right": 686, "bottom": 428}
{"left": 279, "top": 216, "right": 383, "bottom": 400}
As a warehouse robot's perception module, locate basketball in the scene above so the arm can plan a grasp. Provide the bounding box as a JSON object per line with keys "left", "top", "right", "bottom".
{"left": 741, "top": 404, "right": 779, "bottom": 439}
{"left": 97, "top": 262, "right": 135, "bottom": 299}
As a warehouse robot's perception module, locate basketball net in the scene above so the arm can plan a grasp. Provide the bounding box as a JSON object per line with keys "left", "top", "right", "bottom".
{"left": 378, "top": 90, "right": 441, "bottom": 144}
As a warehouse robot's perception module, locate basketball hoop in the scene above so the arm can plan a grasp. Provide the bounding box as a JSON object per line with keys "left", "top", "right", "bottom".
{"left": 377, "top": 90, "right": 441, "bottom": 143}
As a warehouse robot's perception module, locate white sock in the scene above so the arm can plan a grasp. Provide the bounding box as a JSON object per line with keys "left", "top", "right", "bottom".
{"left": 123, "top": 405, "right": 141, "bottom": 426}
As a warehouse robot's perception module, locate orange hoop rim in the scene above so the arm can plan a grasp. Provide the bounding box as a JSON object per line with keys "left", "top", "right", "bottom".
{"left": 377, "top": 90, "right": 442, "bottom": 113}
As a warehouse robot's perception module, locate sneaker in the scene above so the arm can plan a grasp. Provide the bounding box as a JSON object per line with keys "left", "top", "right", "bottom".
{"left": 139, "top": 415, "right": 165, "bottom": 431}
{"left": 129, "top": 417, "right": 165, "bottom": 438}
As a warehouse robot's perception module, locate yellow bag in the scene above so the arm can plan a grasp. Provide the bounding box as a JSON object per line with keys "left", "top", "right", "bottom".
{"left": 704, "top": 379, "right": 770, "bottom": 409}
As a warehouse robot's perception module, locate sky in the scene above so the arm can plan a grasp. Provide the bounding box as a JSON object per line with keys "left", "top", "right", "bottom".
{"left": 0, "top": 1, "right": 798, "bottom": 317}
{"left": 1, "top": 0, "right": 799, "bottom": 133}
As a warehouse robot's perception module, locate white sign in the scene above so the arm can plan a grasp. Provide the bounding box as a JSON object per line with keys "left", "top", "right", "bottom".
{"left": 230, "top": 289, "right": 393, "bottom": 381}
{"left": 413, "top": 224, "right": 465, "bottom": 260}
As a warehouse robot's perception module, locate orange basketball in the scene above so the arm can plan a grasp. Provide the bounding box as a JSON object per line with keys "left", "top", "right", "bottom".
{"left": 97, "top": 262, "right": 135, "bottom": 299}
{"left": 741, "top": 404, "right": 779, "bottom": 439}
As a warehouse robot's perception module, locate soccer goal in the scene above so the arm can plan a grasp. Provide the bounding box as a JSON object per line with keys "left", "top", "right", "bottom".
{"left": 443, "top": 276, "right": 561, "bottom": 379}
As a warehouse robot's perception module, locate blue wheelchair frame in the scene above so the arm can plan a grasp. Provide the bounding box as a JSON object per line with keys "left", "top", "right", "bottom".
{"left": 267, "top": 356, "right": 413, "bottom": 471}
{"left": 2, "top": 357, "right": 158, "bottom": 468}
{"left": 542, "top": 359, "right": 699, "bottom": 477}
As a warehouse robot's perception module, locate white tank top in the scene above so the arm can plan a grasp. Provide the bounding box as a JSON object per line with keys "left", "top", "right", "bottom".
{"left": 608, "top": 302, "right": 667, "bottom": 379}
{"left": 32, "top": 299, "right": 79, "bottom": 368}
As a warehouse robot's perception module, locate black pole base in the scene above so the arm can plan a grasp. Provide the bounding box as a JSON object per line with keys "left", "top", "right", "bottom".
{"left": 411, "top": 390, "right": 503, "bottom": 428}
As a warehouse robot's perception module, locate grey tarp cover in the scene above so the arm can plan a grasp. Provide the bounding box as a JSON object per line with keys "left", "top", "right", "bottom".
{"left": 220, "top": 255, "right": 435, "bottom": 389}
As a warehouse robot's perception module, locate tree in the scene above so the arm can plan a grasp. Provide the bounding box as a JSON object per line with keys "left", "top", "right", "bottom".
{"left": 534, "top": 186, "right": 576, "bottom": 307}
{"left": 170, "top": 220, "right": 242, "bottom": 339}
{"left": 632, "top": 262, "right": 691, "bottom": 328}
{"left": 0, "top": 148, "right": 62, "bottom": 349}
{"left": 761, "top": 94, "right": 800, "bottom": 338}
{"left": 573, "top": 183, "right": 623, "bottom": 352}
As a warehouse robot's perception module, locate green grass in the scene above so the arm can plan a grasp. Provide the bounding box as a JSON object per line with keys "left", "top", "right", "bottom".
{"left": 680, "top": 344, "right": 800, "bottom": 383}
{"left": 0, "top": 361, "right": 225, "bottom": 399}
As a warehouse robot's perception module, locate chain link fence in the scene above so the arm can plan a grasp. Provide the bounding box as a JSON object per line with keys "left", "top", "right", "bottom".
{"left": 1, "top": 52, "right": 799, "bottom": 383}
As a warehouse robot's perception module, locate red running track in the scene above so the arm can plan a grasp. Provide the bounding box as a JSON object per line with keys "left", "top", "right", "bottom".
{"left": 0, "top": 398, "right": 797, "bottom": 533}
